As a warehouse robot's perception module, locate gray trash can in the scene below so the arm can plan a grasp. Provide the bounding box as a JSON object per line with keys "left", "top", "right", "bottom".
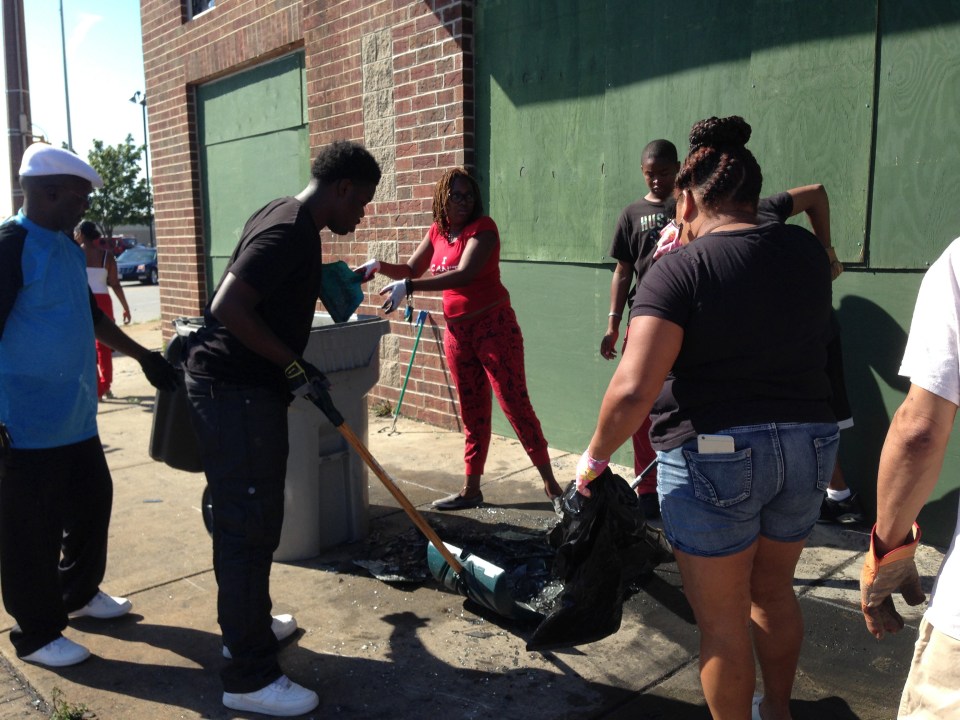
{"left": 155, "top": 314, "right": 389, "bottom": 562}
{"left": 276, "top": 312, "right": 389, "bottom": 561}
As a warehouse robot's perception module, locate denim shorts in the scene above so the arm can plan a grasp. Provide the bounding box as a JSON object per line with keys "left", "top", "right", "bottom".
{"left": 657, "top": 422, "right": 839, "bottom": 557}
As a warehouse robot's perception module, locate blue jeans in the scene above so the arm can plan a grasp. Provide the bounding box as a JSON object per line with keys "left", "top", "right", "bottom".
{"left": 657, "top": 423, "right": 839, "bottom": 557}
{"left": 184, "top": 372, "right": 288, "bottom": 693}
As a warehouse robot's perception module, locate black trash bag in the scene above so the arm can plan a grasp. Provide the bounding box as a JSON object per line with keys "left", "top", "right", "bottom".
{"left": 526, "top": 468, "right": 672, "bottom": 651}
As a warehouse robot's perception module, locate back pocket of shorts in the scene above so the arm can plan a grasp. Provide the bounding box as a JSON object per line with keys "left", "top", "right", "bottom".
{"left": 813, "top": 430, "right": 840, "bottom": 491}
{"left": 681, "top": 449, "right": 753, "bottom": 508}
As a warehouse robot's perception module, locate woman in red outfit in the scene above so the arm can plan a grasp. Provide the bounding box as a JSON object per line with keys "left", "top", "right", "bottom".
{"left": 357, "top": 168, "right": 563, "bottom": 512}
{"left": 75, "top": 221, "right": 131, "bottom": 399}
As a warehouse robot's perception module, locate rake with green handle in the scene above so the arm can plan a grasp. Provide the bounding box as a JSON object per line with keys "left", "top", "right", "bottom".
{"left": 389, "top": 309, "right": 428, "bottom": 434}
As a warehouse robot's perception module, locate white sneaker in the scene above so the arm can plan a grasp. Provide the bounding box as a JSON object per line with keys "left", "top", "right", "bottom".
{"left": 223, "top": 614, "right": 298, "bottom": 659}
{"left": 222, "top": 675, "right": 319, "bottom": 717}
{"left": 69, "top": 591, "right": 132, "bottom": 619}
{"left": 22, "top": 636, "right": 90, "bottom": 667}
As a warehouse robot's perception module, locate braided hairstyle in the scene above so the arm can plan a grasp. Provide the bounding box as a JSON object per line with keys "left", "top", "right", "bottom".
{"left": 676, "top": 116, "right": 762, "bottom": 212}
{"left": 432, "top": 167, "right": 483, "bottom": 237}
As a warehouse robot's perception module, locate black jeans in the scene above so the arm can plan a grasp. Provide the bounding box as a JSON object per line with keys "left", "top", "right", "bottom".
{"left": 0, "top": 436, "right": 112, "bottom": 657}
{"left": 184, "top": 372, "right": 288, "bottom": 693}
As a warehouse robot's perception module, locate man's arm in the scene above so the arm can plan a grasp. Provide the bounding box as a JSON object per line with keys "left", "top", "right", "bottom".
{"left": 874, "top": 384, "right": 958, "bottom": 554}
{"left": 860, "top": 383, "right": 956, "bottom": 638}
{"left": 785, "top": 183, "right": 842, "bottom": 280}
{"left": 94, "top": 316, "right": 151, "bottom": 362}
{"left": 786, "top": 184, "right": 830, "bottom": 248}
{"left": 210, "top": 271, "right": 299, "bottom": 368}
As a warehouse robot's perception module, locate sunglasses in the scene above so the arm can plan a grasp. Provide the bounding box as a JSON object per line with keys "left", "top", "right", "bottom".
{"left": 447, "top": 191, "right": 475, "bottom": 205}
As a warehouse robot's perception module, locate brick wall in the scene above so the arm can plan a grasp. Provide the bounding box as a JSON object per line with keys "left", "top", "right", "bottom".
{"left": 140, "top": 0, "right": 474, "bottom": 430}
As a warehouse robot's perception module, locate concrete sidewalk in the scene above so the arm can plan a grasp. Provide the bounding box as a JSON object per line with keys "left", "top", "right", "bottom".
{"left": 0, "top": 320, "right": 939, "bottom": 719}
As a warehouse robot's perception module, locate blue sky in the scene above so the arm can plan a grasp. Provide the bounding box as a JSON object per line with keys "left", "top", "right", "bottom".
{"left": 1, "top": 1, "right": 146, "bottom": 214}
{"left": 22, "top": 0, "right": 147, "bottom": 158}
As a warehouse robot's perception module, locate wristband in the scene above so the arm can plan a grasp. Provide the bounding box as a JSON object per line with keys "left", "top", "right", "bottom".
{"left": 608, "top": 312, "right": 621, "bottom": 318}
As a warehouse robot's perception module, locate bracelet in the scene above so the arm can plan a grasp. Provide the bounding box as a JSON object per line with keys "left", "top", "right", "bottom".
{"left": 608, "top": 311, "right": 621, "bottom": 318}
{"left": 404, "top": 278, "right": 413, "bottom": 296}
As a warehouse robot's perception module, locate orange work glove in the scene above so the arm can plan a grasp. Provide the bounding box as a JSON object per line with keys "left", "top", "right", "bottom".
{"left": 860, "top": 522, "right": 925, "bottom": 639}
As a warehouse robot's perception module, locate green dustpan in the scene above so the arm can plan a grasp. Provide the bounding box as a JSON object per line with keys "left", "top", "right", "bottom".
{"left": 427, "top": 542, "right": 541, "bottom": 621}
{"left": 319, "top": 261, "right": 364, "bottom": 323}
{"left": 304, "top": 389, "right": 532, "bottom": 623}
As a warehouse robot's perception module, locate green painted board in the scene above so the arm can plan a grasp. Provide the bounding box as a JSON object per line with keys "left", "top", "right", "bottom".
{"left": 476, "top": 0, "right": 875, "bottom": 266}
{"left": 200, "top": 128, "right": 309, "bottom": 289}
{"left": 870, "top": 4, "right": 960, "bottom": 268}
{"left": 197, "top": 53, "right": 305, "bottom": 146}
{"left": 196, "top": 52, "right": 308, "bottom": 294}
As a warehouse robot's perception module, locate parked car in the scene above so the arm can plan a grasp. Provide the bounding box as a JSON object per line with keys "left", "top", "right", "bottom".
{"left": 106, "top": 236, "right": 138, "bottom": 256}
{"left": 117, "top": 246, "right": 158, "bottom": 284}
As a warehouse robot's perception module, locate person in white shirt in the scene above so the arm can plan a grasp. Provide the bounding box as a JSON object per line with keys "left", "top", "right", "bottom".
{"left": 860, "top": 236, "right": 960, "bottom": 719}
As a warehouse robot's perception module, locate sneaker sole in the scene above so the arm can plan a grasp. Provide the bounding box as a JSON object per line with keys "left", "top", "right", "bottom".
{"left": 22, "top": 648, "right": 90, "bottom": 667}
{"left": 69, "top": 604, "right": 132, "bottom": 620}
{"left": 222, "top": 693, "right": 319, "bottom": 716}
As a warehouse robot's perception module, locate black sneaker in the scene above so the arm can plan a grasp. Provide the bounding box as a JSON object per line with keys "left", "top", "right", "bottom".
{"left": 818, "top": 493, "right": 866, "bottom": 525}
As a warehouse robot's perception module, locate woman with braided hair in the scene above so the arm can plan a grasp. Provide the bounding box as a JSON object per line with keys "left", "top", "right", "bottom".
{"left": 356, "top": 167, "right": 563, "bottom": 512}
{"left": 576, "top": 116, "right": 838, "bottom": 720}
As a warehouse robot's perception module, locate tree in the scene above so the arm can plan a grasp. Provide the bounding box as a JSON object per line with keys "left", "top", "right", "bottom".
{"left": 86, "top": 135, "right": 152, "bottom": 241}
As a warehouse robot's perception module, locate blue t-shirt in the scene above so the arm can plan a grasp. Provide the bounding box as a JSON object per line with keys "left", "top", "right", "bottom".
{"left": 0, "top": 211, "right": 99, "bottom": 448}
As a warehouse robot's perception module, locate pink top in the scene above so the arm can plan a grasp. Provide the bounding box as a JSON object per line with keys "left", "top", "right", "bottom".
{"left": 428, "top": 215, "right": 509, "bottom": 319}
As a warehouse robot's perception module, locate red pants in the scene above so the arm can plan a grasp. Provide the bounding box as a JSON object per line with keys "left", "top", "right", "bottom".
{"left": 444, "top": 304, "right": 550, "bottom": 476}
{"left": 623, "top": 326, "right": 656, "bottom": 494}
{"left": 93, "top": 293, "right": 113, "bottom": 398}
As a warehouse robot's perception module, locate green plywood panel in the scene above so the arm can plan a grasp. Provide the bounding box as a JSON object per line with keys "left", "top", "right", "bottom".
{"left": 745, "top": 1, "right": 875, "bottom": 265}
{"left": 477, "top": 0, "right": 607, "bottom": 263}
{"left": 494, "top": 261, "right": 627, "bottom": 465}
{"left": 200, "top": 128, "right": 309, "bottom": 290}
{"left": 477, "top": 0, "right": 876, "bottom": 265}
{"left": 870, "top": 5, "right": 960, "bottom": 268}
{"left": 196, "top": 52, "right": 308, "bottom": 295}
{"left": 197, "top": 53, "right": 305, "bottom": 146}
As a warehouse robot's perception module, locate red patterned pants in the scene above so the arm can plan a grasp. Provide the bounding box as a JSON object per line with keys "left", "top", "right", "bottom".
{"left": 444, "top": 304, "right": 550, "bottom": 476}
{"left": 93, "top": 292, "right": 113, "bottom": 398}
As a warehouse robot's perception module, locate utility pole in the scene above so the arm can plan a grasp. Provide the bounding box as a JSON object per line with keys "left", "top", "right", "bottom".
{"left": 130, "top": 91, "right": 154, "bottom": 247}
{"left": 3, "top": 0, "right": 31, "bottom": 213}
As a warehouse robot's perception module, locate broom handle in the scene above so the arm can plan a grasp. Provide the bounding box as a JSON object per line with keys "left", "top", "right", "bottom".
{"left": 335, "top": 421, "right": 466, "bottom": 575}
{"left": 389, "top": 310, "right": 428, "bottom": 433}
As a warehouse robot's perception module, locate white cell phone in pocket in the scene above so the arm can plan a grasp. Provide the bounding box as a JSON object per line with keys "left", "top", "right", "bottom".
{"left": 697, "top": 434, "right": 735, "bottom": 454}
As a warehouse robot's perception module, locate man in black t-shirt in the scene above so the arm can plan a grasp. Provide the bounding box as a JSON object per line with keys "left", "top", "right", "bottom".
{"left": 183, "top": 141, "right": 380, "bottom": 717}
{"left": 600, "top": 139, "right": 679, "bottom": 517}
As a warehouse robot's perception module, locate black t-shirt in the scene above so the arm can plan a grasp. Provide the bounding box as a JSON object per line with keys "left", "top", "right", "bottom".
{"left": 184, "top": 197, "right": 323, "bottom": 391}
{"left": 608, "top": 197, "right": 669, "bottom": 307}
{"left": 757, "top": 192, "right": 793, "bottom": 224}
{"left": 631, "top": 221, "right": 835, "bottom": 451}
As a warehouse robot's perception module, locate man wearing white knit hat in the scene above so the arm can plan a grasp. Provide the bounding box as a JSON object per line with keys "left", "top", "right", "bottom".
{"left": 0, "top": 143, "right": 178, "bottom": 668}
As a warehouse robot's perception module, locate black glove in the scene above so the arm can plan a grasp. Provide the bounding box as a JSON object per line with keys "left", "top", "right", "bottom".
{"left": 284, "top": 357, "right": 330, "bottom": 399}
{"left": 139, "top": 351, "right": 180, "bottom": 391}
